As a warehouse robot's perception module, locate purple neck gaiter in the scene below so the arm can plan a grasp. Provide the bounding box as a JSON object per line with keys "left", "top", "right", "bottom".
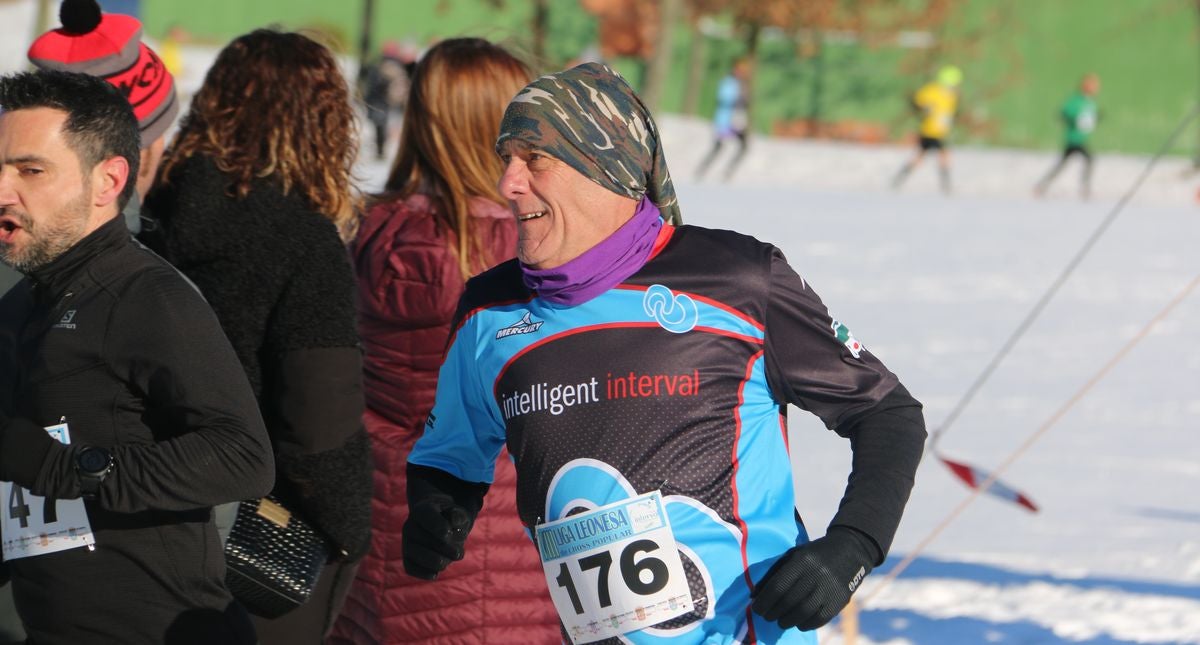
{"left": 522, "top": 198, "right": 663, "bottom": 306}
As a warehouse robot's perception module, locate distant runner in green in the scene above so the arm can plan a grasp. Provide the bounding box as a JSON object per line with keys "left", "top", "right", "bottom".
{"left": 1035, "top": 73, "right": 1100, "bottom": 199}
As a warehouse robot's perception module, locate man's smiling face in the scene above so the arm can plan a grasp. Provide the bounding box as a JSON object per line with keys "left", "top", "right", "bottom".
{"left": 496, "top": 140, "right": 636, "bottom": 270}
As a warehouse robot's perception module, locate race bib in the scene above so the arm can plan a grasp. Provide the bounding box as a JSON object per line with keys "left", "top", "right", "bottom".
{"left": 1, "top": 423, "right": 96, "bottom": 560}
{"left": 1077, "top": 110, "right": 1097, "bottom": 133}
{"left": 536, "top": 491, "right": 694, "bottom": 644}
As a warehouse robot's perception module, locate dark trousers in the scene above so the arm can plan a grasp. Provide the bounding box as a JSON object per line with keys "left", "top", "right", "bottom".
{"left": 251, "top": 559, "right": 359, "bottom": 645}
{"left": 367, "top": 105, "right": 389, "bottom": 159}
{"left": 696, "top": 131, "right": 749, "bottom": 180}
{"left": 1036, "top": 144, "right": 1093, "bottom": 197}
{"left": 892, "top": 138, "right": 952, "bottom": 194}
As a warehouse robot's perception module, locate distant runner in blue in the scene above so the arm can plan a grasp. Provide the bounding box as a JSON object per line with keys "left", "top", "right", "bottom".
{"left": 402, "top": 62, "right": 927, "bottom": 645}
{"left": 695, "top": 56, "right": 752, "bottom": 182}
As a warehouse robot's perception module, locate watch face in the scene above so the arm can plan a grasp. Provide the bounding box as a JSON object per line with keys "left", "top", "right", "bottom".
{"left": 78, "top": 448, "right": 111, "bottom": 473}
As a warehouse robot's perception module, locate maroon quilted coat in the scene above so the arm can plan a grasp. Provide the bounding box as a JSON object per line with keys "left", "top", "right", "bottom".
{"left": 329, "top": 194, "right": 560, "bottom": 644}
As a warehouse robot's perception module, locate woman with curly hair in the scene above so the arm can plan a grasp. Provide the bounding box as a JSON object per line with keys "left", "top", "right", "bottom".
{"left": 328, "top": 38, "right": 560, "bottom": 644}
{"left": 139, "top": 28, "right": 372, "bottom": 644}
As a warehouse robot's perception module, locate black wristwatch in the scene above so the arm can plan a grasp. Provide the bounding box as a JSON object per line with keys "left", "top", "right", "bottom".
{"left": 75, "top": 445, "right": 115, "bottom": 501}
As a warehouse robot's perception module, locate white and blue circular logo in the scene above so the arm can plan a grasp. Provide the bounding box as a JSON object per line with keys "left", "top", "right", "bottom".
{"left": 643, "top": 285, "right": 698, "bottom": 334}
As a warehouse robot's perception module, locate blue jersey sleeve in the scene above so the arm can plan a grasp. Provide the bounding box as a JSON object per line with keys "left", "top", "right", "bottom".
{"left": 407, "top": 316, "right": 507, "bottom": 484}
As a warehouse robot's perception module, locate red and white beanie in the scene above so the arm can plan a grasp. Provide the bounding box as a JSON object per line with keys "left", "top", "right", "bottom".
{"left": 27, "top": 0, "right": 178, "bottom": 148}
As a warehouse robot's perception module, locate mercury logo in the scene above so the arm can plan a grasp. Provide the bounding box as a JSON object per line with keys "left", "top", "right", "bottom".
{"left": 496, "top": 311, "right": 544, "bottom": 340}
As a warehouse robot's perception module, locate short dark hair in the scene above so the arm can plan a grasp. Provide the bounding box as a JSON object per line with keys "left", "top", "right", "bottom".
{"left": 0, "top": 70, "right": 141, "bottom": 211}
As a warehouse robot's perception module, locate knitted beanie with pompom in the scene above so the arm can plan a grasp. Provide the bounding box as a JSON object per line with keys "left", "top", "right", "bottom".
{"left": 27, "top": 0, "right": 178, "bottom": 148}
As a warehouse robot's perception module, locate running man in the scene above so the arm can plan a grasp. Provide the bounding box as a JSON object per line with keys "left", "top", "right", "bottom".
{"left": 695, "top": 57, "right": 752, "bottom": 181}
{"left": 892, "top": 65, "right": 962, "bottom": 194}
{"left": 1035, "top": 73, "right": 1100, "bottom": 199}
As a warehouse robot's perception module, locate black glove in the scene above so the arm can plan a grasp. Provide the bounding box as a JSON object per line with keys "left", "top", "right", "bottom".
{"left": 751, "top": 526, "right": 878, "bottom": 631}
{"left": 402, "top": 493, "right": 474, "bottom": 580}
{"left": 402, "top": 464, "right": 488, "bottom": 580}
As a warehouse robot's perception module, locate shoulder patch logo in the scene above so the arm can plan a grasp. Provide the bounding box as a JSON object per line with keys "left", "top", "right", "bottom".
{"left": 53, "top": 310, "right": 77, "bottom": 330}
{"left": 831, "top": 318, "right": 863, "bottom": 358}
{"left": 496, "top": 311, "right": 544, "bottom": 340}
{"left": 643, "top": 284, "right": 698, "bottom": 334}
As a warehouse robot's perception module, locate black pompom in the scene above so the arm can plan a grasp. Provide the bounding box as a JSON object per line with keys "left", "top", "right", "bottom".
{"left": 59, "top": 0, "right": 103, "bottom": 35}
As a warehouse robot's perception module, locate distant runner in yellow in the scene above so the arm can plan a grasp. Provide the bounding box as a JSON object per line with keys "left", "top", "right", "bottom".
{"left": 892, "top": 65, "right": 962, "bottom": 194}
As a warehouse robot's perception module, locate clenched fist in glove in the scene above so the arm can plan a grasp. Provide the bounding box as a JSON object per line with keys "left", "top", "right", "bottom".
{"left": 751, "top": 526, "right": 879, "bottom": 631}
{"left": 402, "top": 463, "right": 489, "bottom": 580}
{"left": 403, "top": 493, "right": 474, "bottom": 580}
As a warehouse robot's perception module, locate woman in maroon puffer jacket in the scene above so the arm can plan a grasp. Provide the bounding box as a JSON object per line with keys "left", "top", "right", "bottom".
{"left": 329, "top": 39, "right": 560, "bottom": 644}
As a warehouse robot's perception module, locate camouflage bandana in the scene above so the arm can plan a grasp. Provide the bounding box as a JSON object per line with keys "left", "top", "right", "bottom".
{"left": 496, "top": 62, "right": 681, "bottom": 225}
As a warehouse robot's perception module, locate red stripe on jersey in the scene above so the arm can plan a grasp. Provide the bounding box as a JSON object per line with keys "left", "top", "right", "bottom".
{"left": 616, "top": 285, "right": 766, "bottom": 333}
{"left": 491, "top": 322, "right": 762, "bottom": 397}
{"left": 440, "top": 296, "right": 536, "bottom": 364}
{"left": 648, "top": 224, "right": 675, "bottom": 260}
{"left": 694, "top": 326, "right": 764, "bottom": 345}
{"left": 492, "top": 322, "right": 661, "bottom": 396}
{"left": 731, "top": 350, "right": 765, "bottom": 644}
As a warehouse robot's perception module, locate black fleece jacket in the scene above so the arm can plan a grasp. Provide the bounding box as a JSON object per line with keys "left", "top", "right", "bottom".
{"left": 140, "top": 153, "right": 373, "bottom": 560}
{"left": 0, "top": 215, "right": 274, "bottom": 644}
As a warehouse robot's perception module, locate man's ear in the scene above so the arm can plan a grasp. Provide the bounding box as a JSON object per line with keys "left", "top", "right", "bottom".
{"left": 92, "top": 156, "right": 130, "bottom": 209}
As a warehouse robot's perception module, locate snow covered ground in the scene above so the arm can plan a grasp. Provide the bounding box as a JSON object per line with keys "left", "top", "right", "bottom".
{"left": 661, "top": 120, "right": 1200, "bottom": 645}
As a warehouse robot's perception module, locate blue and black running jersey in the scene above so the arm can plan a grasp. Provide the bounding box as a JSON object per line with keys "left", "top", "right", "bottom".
{"left": 410, "top": 225, "right": 898, "bottom": 644}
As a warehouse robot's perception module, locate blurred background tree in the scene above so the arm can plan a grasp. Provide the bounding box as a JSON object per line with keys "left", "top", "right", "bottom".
{"left": 120, "top": 0, "right": 1197, "bottom": 157}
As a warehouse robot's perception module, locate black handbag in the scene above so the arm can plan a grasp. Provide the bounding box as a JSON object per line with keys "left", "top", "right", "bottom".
{"left": 223, "top": 495, "right": 329, "bottom": 618}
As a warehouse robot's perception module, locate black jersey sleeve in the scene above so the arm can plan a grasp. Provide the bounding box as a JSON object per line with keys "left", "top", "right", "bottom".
{"left": 762, "top": 249, "right": 898, "bottom": 429}
{"left": 828, "top": 383, "right": 926, "bottom": 562}
{"left": 762, "top": 249, "right": 926, "bottom": 561}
